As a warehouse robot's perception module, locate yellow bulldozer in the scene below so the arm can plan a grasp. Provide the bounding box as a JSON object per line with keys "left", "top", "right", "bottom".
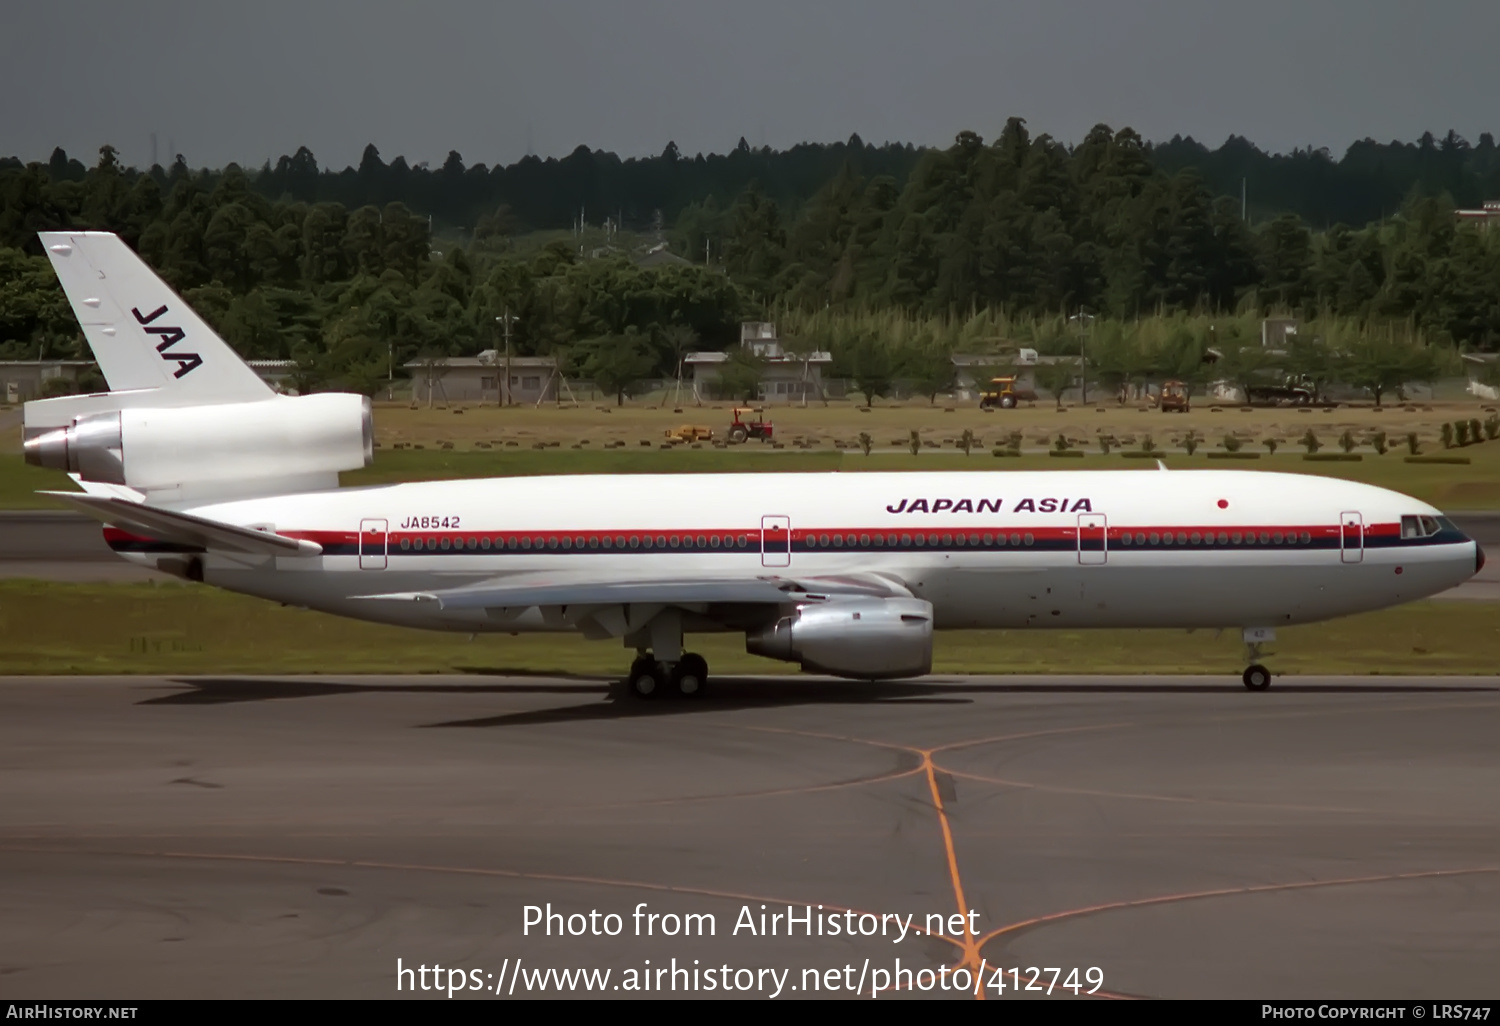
{"left": 978, "top": 376, "right": 1031, "bottom": 409}
{"left": 664, "top": 424, "right": 714, "bottom": 443}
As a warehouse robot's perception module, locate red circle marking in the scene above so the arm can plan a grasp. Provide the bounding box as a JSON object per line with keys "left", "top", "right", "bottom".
{"left": 1217, "top": 499, "right": 1228, "bottom": 509}
{"left": 1395, "top": 567, "right": 1404, "bottom": 575}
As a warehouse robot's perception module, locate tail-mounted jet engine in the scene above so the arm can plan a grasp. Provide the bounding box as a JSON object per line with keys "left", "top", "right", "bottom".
{"left": 23, "top": 393, "right": 372, "bottom": 492}
{"left": 745, "top": 598, "right": 934, "bottom": 680}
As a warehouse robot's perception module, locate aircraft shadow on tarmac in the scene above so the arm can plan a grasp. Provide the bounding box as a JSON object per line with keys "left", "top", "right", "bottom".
{"left": 422, "top": 678, "right": 1500, "bottom": 729}
{"left": 137, "top": 675, "right": 610, "bottom": 705}
{"left": 136, "top": 675, "right": 1499, "bottom": 728}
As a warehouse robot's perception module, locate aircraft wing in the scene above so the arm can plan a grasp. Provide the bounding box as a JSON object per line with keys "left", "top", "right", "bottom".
{"left": 41, "top": 491, "right": 323, "bottom": 558}
{"left": 358, "top": 571, "right": 909, "bottom": 610}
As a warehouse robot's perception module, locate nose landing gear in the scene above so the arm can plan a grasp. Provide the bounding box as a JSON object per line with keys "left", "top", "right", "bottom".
{"left": 1241, "top": 628, "right": 1276, "bottom": 691}
{"left": 1242, "top": 664, "right": 1272, "bottom": 690}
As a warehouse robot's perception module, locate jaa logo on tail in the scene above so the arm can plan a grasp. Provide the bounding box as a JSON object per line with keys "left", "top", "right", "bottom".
{"left": 132, "top": 304, "right": 203, "bottom": 378}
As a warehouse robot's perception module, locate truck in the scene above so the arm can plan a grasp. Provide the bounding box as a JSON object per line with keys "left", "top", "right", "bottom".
{"left": 1243, "top": 379, "right": 1315, "bottom": 406}
{"left": 978, "top": 376, "right": 1033, "bottom": 409}
{"left": 1153, "top": 380, "right": 1190, "bottom": 412}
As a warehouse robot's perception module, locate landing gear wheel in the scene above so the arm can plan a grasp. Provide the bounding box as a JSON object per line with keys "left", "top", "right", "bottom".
{"left": 672, "top": 653, "right": 709, "bottom": 697}
{"left": 628, "top": 658, "right": 666, "bottom": 699}
{"left": 1242, "top": 664, "right": 1272, "bottom": 691}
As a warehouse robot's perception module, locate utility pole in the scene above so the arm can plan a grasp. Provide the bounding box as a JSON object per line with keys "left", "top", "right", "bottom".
{"left": 1241, "top": 177, "right": 1247, "bottom": 222}
{"left": 1080, "top": 325, "right": 1087, "bottom": 405}
{"left": 495, "top": 312, "right": 518, "bottom": 406}
{"left": 1071, "top": 312, "right": 1093, "bottom": 405}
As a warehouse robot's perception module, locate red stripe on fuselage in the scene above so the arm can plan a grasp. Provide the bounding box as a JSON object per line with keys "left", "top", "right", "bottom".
{"left": 103, "top": 523, "right": 1410, "bottom": 550}
{"left": 277, "top": 523, "right": 1386, "bottom": 545}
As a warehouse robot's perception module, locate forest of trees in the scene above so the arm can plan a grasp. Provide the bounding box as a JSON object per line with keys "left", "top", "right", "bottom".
{"left": 2, "top": 120, "right": 1498, "bottom": 399}
{"left": 12, "top": 124, "right": 1500, "bottom": 236}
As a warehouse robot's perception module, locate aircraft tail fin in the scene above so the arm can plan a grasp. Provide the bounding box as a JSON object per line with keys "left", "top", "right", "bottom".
{"left": 39, "top": 232, "right": 272, "bottom": 404}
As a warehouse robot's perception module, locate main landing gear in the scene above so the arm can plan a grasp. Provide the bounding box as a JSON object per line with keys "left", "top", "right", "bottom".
{"left": 625, "top": 610, "right": 708, "bottom": 700}
{"left": 628, "top": 652, "right": 709, "bottom": 700}
{"left": 1241, "top": 628, "right": 1275, "bottom": 691}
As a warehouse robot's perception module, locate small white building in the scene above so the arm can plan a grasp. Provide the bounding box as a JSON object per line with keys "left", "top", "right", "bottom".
{"left": 0, "top": 359, "right": 96, "bottom": 403}
{"left": 2, "top": 357, "right": 309, "bottom": 402}
{"left": 685, "top": 322, "right": 832, "bottom": 402}
{"left": 1462, "top": 352, "right": 1499, "bottom": 401}
{"left": 1455, "top": 200, "right": 1500, "bottom": 231}
{"left": 404, "top": 352, "right": 558, "bottom": 404}
{"left": 951, "top": 350, "right": 1042, "bottom": 399}
{"left": 1261, "top": 317, "right": 1299, "bottom": 347}
{"left": 247, "top": 359, "right": 298, "bottom": 393}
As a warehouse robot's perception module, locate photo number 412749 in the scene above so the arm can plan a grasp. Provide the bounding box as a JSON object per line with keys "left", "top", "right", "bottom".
{"left": 988, "top": 966, "right": 1104, "bottom": 996}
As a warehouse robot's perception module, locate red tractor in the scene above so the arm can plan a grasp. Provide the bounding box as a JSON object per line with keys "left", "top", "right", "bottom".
{"left": 727, "top": 407, "right": 774, "bottom": 443}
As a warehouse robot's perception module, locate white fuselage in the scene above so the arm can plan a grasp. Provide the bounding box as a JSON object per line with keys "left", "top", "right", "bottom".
{"left": 105, "top": 469, "right": 1480, "bottom": 636}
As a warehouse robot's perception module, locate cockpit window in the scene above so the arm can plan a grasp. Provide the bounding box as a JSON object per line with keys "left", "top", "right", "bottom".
{"left": 1402, "top": 515, "right": 1442, "bottom": 539}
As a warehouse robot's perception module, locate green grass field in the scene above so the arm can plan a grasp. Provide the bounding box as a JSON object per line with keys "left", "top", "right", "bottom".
{"left": 354, "top": 397, "right": 1500, "bottom": 453}
{"left": 1, "top": 580, "right": 1495, "bottom": 677}
{"left": 343, "top": 444, "right": 1500, "bottom": 509}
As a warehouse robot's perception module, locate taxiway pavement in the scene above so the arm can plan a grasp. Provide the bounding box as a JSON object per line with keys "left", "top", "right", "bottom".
{"left": 1, "top": 673, "right": 1497, "bottom": 999}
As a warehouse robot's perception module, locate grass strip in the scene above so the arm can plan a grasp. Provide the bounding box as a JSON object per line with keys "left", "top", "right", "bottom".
{"left": 1, "top": 579, "right": 1497, "bottom": 677}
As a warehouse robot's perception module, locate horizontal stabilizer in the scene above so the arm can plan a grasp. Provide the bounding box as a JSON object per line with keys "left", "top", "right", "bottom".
{"left": 41, "top": 492, "right": 322, "bottom": 558}
{"left": 359, "top": 572, "right": 905, "bottom": 610}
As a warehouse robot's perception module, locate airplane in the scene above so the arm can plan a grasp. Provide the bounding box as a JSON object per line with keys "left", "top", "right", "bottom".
{"left": 21, "top": 232, "right": 1485, "bottom": 695}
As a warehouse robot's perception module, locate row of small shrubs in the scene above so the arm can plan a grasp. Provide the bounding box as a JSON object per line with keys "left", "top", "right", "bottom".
{"left": 985, "top": 426, "right": 1467, "bottom": 461}
{"left": 885, "top": 416, "right": 1497, "bottom": 459}
{"left": 1440, "top": 415, "right": 1500, "bottom": 449}
{"left": 398, "top": 413, "right": 1499, "bottom": 459}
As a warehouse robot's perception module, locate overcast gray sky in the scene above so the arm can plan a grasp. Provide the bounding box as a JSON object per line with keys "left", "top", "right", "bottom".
{"left": 3, "top": 1, "right": 1496, "bottom": 171}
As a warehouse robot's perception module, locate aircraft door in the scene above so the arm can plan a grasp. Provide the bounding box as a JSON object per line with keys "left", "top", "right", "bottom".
{"left": 1077, "top": 512, "right": 1107, "bottom": 565}
{"left": 359, "top": 518, "right": 388, "bottom": 569}
{"left": 1340, "top": 511, "right": 1364, "bottom": 564}
{"left": 761, "top": 515, "right": 791, "bottom": 568}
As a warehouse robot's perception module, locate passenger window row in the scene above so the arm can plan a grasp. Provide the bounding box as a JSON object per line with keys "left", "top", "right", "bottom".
{"left": 392, "top": 527, "right": 1346, "bottom": 553}
{"left": 398, "top": 534, "right": 755, "bottom": 552}
{"left": 805, "top": 532, "right": 1034, "bottom": 548}
{"left": 1119, "top": 531, "right": 1313, "bottom": 546}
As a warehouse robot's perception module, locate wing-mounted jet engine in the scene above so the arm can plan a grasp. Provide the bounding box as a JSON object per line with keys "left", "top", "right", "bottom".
{"left": 746, "top": 598, "right": 935, "bottom": 679}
